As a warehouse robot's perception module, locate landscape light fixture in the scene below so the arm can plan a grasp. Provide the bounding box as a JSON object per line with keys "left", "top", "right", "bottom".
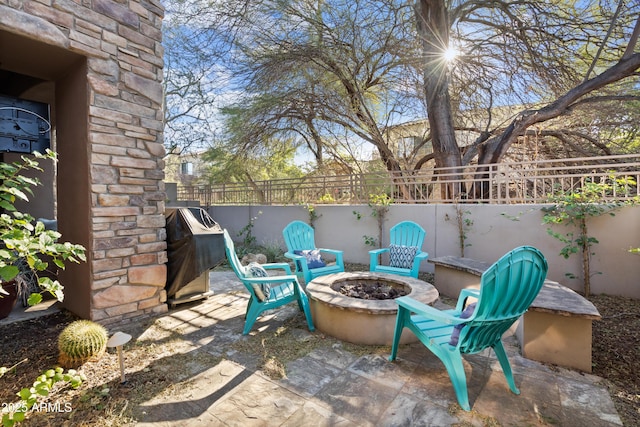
{"left": 106, "top": 331, "right": 132, "bottom": 383}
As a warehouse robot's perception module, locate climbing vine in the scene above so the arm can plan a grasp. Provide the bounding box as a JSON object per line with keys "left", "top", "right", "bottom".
{"left": 353, "top": 193, "right": 392, "bottom": 248}
{"left": 542, "top": 174, "right": 638, "bottom": 297}
{"left": 444, "top": 197, "right": 473, "bottom": 257}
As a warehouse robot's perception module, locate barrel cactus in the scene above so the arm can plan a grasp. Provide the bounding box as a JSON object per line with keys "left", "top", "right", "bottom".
{"left": 58, "top": 320, "right": 108, "bottom": 368}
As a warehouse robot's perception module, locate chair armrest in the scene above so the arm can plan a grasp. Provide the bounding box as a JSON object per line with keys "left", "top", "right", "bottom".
{"left": 415, "top": 251, "right": 429, "bottom": 261}
{"left": 318, "top": 248, "right": 342, "bottom": 256}
{"left": 369, "top": 248, "right": 390, "bottom": 270}
{"left": 284, "top": 252, "right": 311, "bottom": 276}
{"left": 455, "top": 288, "right": 480, "bottom": 312}
{"left": 396, "top": 296, "right": 467, "bottom": 325}
{"left": 411, "top": 251, "right": 429, "bottom": 269}
{"left": 369, "top": 248, "right": 389, "bottom": 256}
{"left": 284, "top": 252, "right": 305, "bottom": 261}
{"left": 244, "top": 275, "right": 298, "bottom": 285}
{"left": 318, "top": 248, "right": 343, "bottom": 260}
{"left": 262, "top": 262, "right": 293, "bottom": 275}
{"left": 318, "top": 248, "right": 344, "bottom": 267}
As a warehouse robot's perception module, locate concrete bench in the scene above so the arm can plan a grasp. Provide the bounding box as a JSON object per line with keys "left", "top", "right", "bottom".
{"left": 429, "top": 255, "right": 601, "bottom": 372}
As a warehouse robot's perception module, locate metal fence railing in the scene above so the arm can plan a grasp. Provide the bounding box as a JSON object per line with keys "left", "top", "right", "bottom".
{"left": 176, "top": 154, "right": 640, "bottom": 206}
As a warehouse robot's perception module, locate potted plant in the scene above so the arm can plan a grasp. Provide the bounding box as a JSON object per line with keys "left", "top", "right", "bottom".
{"left": 0, "top": 279, "right": 18, "bottom": 318}
{"left": 0, "top": 150, "right": 86, "bottom": 318}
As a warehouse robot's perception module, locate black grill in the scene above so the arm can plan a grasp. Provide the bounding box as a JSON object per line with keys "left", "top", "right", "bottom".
{"left": 164, "top": 208, "right": 225, "bottom": 306}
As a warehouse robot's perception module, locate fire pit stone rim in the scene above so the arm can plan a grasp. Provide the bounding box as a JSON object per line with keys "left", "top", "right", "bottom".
{"left": 306, "top": 271, "right": 438, "bottom": 314}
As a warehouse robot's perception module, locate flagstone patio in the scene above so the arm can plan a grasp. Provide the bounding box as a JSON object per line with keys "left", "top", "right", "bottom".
{"left": 130, "top": 270, "right": 622, "bottom": 426}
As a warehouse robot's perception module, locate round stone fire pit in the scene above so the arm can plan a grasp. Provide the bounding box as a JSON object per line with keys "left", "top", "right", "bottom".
{"left": 306, "top": 272, "right": 439, "bottom": 346}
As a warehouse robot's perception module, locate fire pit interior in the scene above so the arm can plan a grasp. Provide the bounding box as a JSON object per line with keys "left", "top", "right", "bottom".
{"left": 306, "top": 272, "right": 438, "bottom": 346}
{"left": 333, "top": 279, "right": 409, "bottom": 300}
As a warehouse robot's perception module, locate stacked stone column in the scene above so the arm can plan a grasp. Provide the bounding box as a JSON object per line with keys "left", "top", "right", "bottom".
{"left": 0, "top": 0, "right": 169, "bottom": 324}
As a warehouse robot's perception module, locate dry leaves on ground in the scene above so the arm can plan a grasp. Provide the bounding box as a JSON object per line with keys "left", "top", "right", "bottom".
{"left": 0, "top": 290, "right": 638, "bottom": 426}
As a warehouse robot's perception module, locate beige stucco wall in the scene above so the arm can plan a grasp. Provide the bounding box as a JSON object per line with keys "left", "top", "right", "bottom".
{"left": 210, "top": 204, "right": 640, "bottom": 299}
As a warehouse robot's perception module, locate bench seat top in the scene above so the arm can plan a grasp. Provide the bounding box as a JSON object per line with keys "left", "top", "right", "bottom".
{"left": 430, "top": 256, "right": 492, "bottom": 275}
{"left": 430, "top": 256, "right": 601, "bottom": 320}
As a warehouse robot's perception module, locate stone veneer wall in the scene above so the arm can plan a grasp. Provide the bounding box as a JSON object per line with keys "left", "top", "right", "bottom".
{"left": 0, "top": 0, "right": 168, "bottom": 324}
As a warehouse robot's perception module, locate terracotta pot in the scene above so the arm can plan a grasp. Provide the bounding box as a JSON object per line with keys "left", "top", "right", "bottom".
{"left": 0, "top": 281, "right": 18, "bottom": 319}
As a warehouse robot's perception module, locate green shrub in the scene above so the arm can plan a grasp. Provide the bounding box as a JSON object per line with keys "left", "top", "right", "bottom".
{"left": 1, "top": 366, "right": 84, "bottom": 426}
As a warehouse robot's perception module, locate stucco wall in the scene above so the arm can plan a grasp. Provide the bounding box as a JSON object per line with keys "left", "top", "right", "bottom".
{"left": 210, "top": 204, "right": 640, "bottom": 299}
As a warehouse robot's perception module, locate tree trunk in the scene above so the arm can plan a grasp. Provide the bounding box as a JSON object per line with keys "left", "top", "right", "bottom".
{"left": 244, "top": 172, "right": 266, "bottom": 203}
{"left": 415, "top": 0, "right": 463, "bottom": 199}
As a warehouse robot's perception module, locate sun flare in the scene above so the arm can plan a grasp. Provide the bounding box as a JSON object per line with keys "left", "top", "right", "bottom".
{"left": 443, "top": 46, "right": 460, "bottom": 62}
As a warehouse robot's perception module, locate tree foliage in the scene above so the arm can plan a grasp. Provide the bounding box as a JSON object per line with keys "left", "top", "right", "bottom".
{"left": 163, "top": 0, "right": 640, "bottom": 189}
{"left": 221, "top": 0, "right": 421, "bottom": 174}
{"left": 162, "top": 0, "right": 239, "bottom": 154}
{"left": 201, "top": 144, "right": 302, "bottom": 183}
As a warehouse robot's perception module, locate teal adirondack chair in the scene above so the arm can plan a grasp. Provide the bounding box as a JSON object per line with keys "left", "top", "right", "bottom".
{"left": 369, "top": 221, "right": 428, "bottom": 278}
{"left": 389, "top": 246, "right": 548, "bottom": 411}
{"left": 282, "top": 220, "right": 345, "bottom": 284}
{"left": 223, "top": 229, "right": 315, "bottom": 335}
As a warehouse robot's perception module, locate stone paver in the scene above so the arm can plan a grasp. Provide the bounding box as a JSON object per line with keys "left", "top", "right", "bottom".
{"left": 132, "top": 270, "right": 622, "bottom": 426}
